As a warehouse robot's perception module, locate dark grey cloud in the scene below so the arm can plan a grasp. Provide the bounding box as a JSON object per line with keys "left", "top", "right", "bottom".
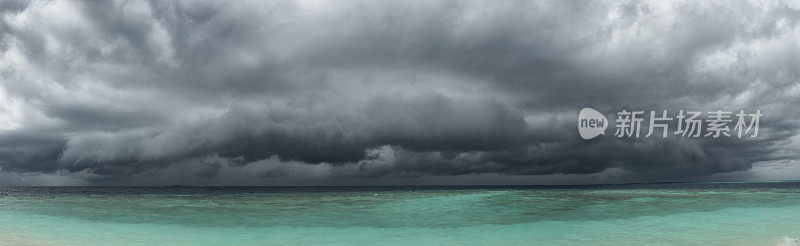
{"left": 0, "top": 0, "right": 798, "bottom": 184}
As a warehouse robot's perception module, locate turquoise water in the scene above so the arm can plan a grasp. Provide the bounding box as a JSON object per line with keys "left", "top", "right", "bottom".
{"left": 1, "top": 184, "right": 800, "bottom": 245}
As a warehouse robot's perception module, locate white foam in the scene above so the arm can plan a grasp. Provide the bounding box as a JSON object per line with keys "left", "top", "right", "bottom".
{"left": 777, "top": 236, "right": 800, "bottom": 246}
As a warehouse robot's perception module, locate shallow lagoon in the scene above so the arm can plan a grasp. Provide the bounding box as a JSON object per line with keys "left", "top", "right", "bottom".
{"left": 1, "top": 183, "right": 799, "bottom": 245}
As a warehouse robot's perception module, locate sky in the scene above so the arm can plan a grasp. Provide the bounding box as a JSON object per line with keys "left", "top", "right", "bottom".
{"left": 0, "top": 0, "right": 798, "bottom": 185}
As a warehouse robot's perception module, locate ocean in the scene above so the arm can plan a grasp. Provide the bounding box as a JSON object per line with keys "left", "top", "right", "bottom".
{"left": 1, "top": 182, "right": 800, "bottom": 245}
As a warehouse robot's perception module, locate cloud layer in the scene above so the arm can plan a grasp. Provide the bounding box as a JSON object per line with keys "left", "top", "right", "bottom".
{"left": 0, "top": 0, "right": 799, "bottom": 184}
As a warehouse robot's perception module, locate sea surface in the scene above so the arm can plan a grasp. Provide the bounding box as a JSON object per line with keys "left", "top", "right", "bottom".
{"left": 1, "top": 182, "right": 800, "bottom": 245}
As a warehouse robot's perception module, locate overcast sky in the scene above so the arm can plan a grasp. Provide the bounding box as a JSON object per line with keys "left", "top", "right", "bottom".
{"left": 0, "top": 0, "right": 799, "bottom": 185}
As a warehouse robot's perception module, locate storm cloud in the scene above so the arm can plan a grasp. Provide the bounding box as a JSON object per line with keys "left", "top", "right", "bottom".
{"left": 0, "top": 0, "right": 799, "bottom": 184}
